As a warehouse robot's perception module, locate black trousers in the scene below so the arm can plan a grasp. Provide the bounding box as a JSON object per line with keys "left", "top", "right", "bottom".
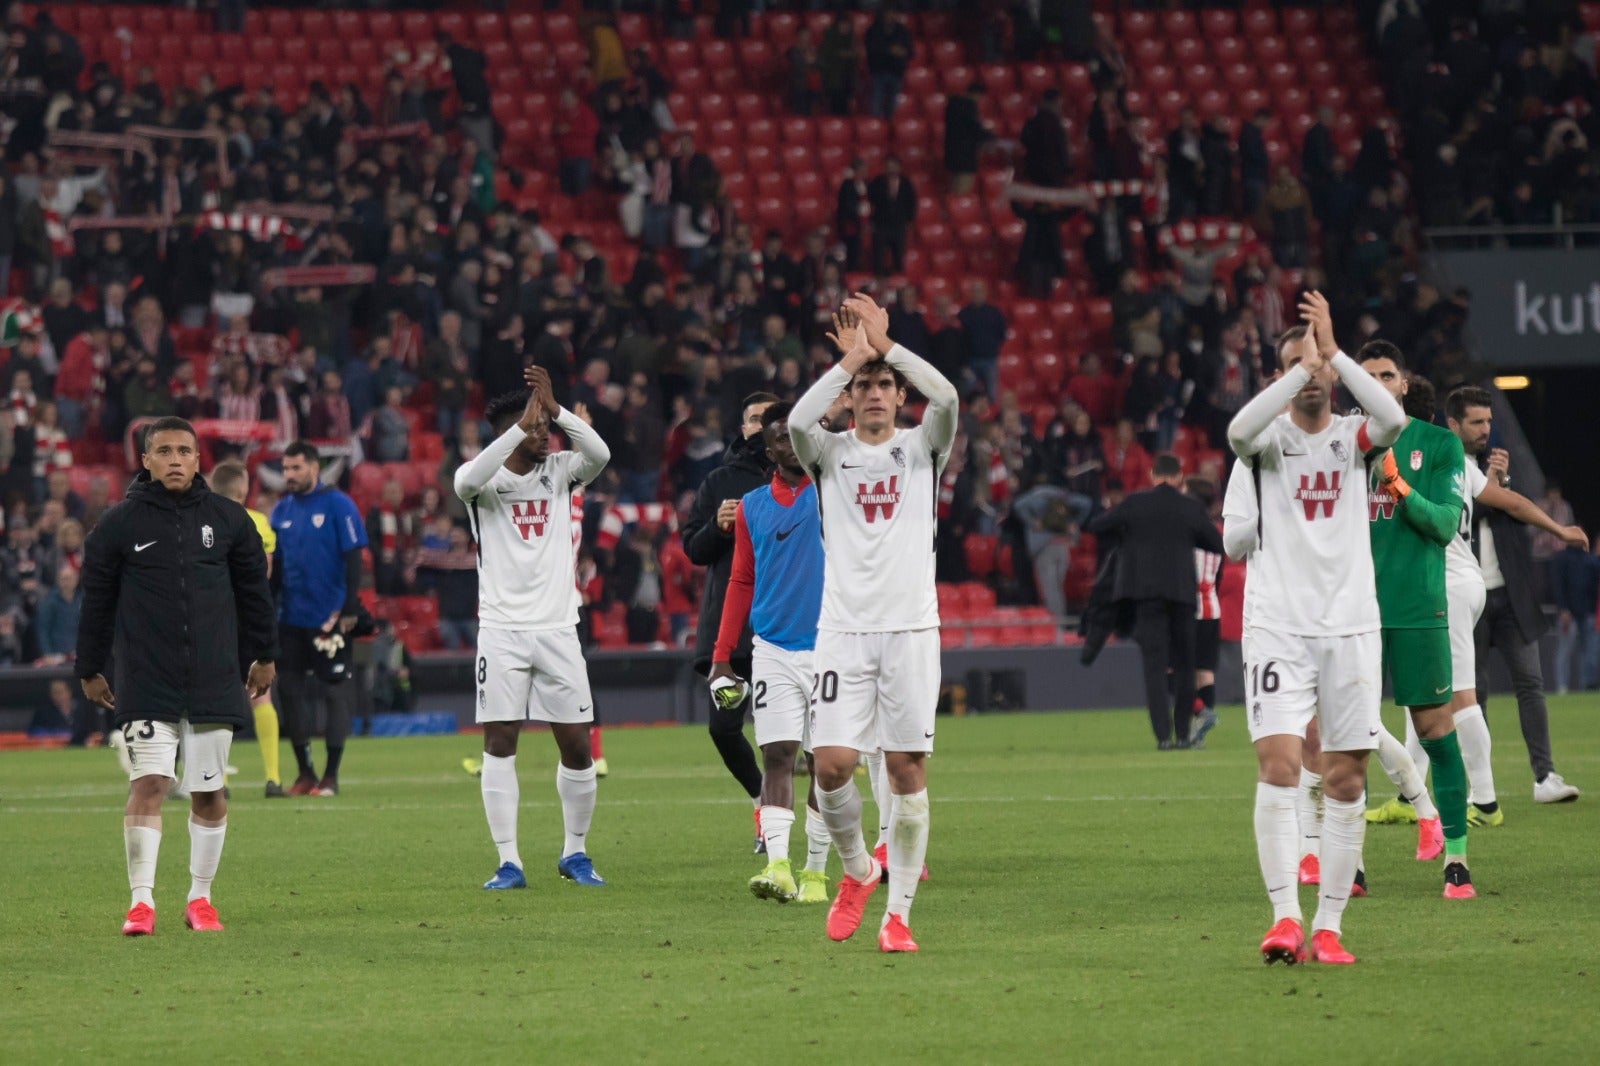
{"left": 1133, "top": 599, "right": 1196, "bottom": 745}
{"left": 277, "top": 625, "right": 354, "bottom": 750}
{"left": 1475, "top": 588, "right": 1555, "bottom": 781}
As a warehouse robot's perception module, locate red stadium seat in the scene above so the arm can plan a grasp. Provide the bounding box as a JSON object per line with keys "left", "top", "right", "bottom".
{"left": 1242, "top": 8, "right": 1278, "bottom": 37}
{"left": 1131, "top": 37, "right": 1166, "bottom": 67}
{"left": 1171, "top": 38, "right": 1206, "bottom": 66}
{"left": 1161, "top": 10, "right": 1197, "bottom": 37}
{"left": 1212, "top": 36, "right": 1246, "bottom": 65}
{"left": 1121, "top": 11, "right": 1156, "bottom": 41}
{"left": 1252, "top": 35, "right": 1288, "bottom": 64}
{"left": 1281, "top": 8, "right": 1318, "bottom": 37}
{"left": 1201, "top": 9, "right": 1238, "bottom": 38}
{"left": 1143, "top": 64, "right": 1176, "bottom": 94}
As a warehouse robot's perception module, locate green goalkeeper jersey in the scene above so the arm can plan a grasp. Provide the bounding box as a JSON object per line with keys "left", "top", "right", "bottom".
{"left": 1367, "top": 417, "right": 1465, "bottom": 629}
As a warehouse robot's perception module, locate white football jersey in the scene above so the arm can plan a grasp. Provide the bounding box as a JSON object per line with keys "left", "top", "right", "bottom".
{"left": 1236, "top": 413, "right": 1381, "bottom": 637}
{"left": 455, "top": 411, "right": 610, "bottom": 632}
{"left": 1445, "top": 460, "right": 1489, "bottom": 589}
{"left": 789, "top": 345, "right": 959, "bottom": 634}
{"left": 803, "top": 423, "right": 947, "bottom": 632}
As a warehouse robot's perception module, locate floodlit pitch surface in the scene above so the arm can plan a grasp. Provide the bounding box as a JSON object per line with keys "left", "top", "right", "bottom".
{"left": 4, "top": 700, "right": 1597, "bottom": 1063}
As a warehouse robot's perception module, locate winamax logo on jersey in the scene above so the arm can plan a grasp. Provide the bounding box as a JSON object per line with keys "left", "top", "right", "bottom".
{"left": 856, "top": 476, "right": 902, "bottom": 522}
{"left": 512, "top": 500, "right": 550, "bottom": 540}
{"left": 1295, "top": 471, "right": 1341, "bottom": 520}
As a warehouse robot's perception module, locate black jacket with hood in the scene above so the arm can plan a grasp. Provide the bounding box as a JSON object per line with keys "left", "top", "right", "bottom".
{"left": 682, "top": 431, "right": 774, "bottom": 671}
{"left": 76, "top": 471, "right": 277, "bottom": 729}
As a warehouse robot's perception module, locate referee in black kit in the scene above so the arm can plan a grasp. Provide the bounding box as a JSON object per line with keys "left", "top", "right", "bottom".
{"left": 1087, "top": 453, "right": 1226, "bottom": 749}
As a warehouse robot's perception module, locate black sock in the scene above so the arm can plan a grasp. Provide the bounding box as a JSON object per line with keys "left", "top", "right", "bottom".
{"left": 324, "top": 744, "right": 344, "bottom": 780}
{"left": 1475, "top": 800, "right": 1499, "bottom": 815}
{"left": 294, "top": 744, "right": 315, "bottom": 777}
{"left": 1198, "top": 684, "right": 1216, "bottom": 711}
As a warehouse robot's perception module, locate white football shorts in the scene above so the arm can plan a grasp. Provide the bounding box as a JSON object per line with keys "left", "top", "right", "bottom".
{"left": 120, "top": 718, "right": 232, "bottom": 791}
{"left": 751, "top": 637, "right": 814, "bottom": 750}
{"left": 810, "top": 628, "right": 941, "bottom": 754}
{"left": 475, "top": 626, "right": 595, "bottom": 724}
{"left": 1242, "top": 627, "right": 1381, "bottom": 752}
{"left": 1447, "top": 574, "right": 1487, "bottom": 695}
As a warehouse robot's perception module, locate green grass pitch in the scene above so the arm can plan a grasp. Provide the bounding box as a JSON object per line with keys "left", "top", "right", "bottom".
{"left": 4, "top": 699, "right": 1599, "bottom": 1064}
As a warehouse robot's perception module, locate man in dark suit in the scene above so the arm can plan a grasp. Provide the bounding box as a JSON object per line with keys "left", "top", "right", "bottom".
{"left": 835, "top": 159, "right": 870, "bottom": 272}
{"left": 943, "top": 80, "right": 993, "bottom": 195}
{"left": 1020, "top": 90, "right": 1071, "bottom": 188}
{"left": 867, "top": 155, "right": 917, "bottom": 275}
{"left": 1473, "top": 448, "right": 1584, "bottom": 803}
{"left": 1088, "top": 452, "right": 1226, "bottom": 748}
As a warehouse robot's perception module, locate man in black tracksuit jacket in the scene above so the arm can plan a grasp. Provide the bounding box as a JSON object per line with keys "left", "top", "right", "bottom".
{"left": 76, "top": 417, "right": 277, "bottom": 936}
{"left": 683, "top": 392, "right": 776, "bottom": 842}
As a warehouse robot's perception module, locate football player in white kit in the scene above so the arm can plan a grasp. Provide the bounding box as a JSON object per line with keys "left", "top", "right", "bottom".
{"left": 1226, "top": 294, "right": 1407, "bottom": 966}
{"left": 455, "top": 366, "right": 612, "bottom": 890}
{"left": 788, "top": 294, "right": 959, "bottom": 954}
{"left": 1397, "top": 386, "right": 1587, "bottom": 819}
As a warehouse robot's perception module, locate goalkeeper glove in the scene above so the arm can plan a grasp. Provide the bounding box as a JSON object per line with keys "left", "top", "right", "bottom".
{"left": 1379, "top": 450, "right": 1411, "bottom": 500}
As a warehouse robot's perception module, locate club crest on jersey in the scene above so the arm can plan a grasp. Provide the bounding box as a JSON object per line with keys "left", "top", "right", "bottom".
{"left": 201, "top": 524, "right": 214, "bottom": 548}
{"left": 1410, "top": 450, "right": 1423, "bottom": 471}
{"left": 1294, "top": 470, "right": 1341, "bottom": 520}
{"left": 856, "top": 475, "right": 902, "bottom": 522}
{"left": 312, "top": 513, "right": 325, "bottom": 528}
{"left": 1330, "top": 440, "right": 1347, "bottom": 463}
{"left": 540, "top": 475, "right": 553, "bottom": 493}
{"left": 511, "top": 499, "right": 551, "bottom": 540}
{"left": 891, "top": 446, "right": 906, "bottom": 469}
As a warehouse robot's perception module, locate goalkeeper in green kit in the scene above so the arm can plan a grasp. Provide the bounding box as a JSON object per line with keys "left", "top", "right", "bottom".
{"left": 1357, "top": 342, "right": 1476, "bottom": 900}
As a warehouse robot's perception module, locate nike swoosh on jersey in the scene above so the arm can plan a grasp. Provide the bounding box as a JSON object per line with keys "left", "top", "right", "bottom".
{"left": 134, "top": 541, "right": 156, "bottom": 552}
{"left": 774, "top": 525, "right": 802, "bottom": 541}
{"left": 841, "top": 462, "right": 865, "bottom": 469}
{"left": 1282, "top": 451, "right": 1307, "bottom": 457}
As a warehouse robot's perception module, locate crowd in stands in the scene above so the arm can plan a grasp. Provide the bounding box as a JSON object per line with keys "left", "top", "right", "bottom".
{"left": 0, "top": 0, "right": 1578, "bottom": 664}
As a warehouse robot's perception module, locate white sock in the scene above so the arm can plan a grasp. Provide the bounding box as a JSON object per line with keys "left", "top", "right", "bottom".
{"left": 804, "top": 806, "right": 831, "bottom": 873}
{"left": 1454, "top": 704, "right": 1496, "bottom": 806}
{"left": 1254, "top": 783, "right": 1301, "bottom": 924}
{"left": 1404, "top": 713, "right": 1430, "bottom": 781}
{"left": 556, "top": 763, "right": 598, "bottom": 858}
{"left": 124, "top": 818, "right": 161, "bottom": 908}
{"left": 884, "top": 790, "right": 930, "bottom": 925}
{"left": 1296, "top": 768, "right": 1323, "bottom": 863}
{"left": 1313, "top": 795, "right": 1366, "bottom": 935}
{"left": 818, "top": 780, "right": 872, "bottom": 881}
{"left": 760, "top": 805, "right": 795, "bottom": 864}
{"left": 188, "top": 817, "right": 227, "bottom": 902}
{"left": 865, "top": 749, "right": 890, "bottom": 848}
{"left": 1376, "top": 725, "right": 1439, "bottom": 820}
{"left": 480, "top": 753, "right": 522, "bottom": 869}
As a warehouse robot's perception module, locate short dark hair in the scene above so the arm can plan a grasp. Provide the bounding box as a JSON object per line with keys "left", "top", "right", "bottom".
{"left": 1402, "top": 374, "right": 1437, "bottom": 422}
{"left": 759, "top": 401, "right": 794, "bottom": 431}
{"left": 1152, "top": 453, "right": 1184, "bottom": 479}
{"left": 283, "top": 440, "right": 322, "bottom": 465}
{"left": 742, "top": 391, "right": 780, "bottom": 414}
{"left": 141, "top": 417, "right": 196, "bottom": 451}
{"left": 485, "top": 389, "right": 532, "bottom": 434}
{"left": 1274, "top": 323, "right": 1309, "bottom": 362}
{"left": 1446, "top": 385, "right": 1493, "bottom": 423}
{"left": 849, "top": 358, "right": 908, "bottom": 391}
{"left": 1357, "top": 340, "right": 1406, "bottom": 371}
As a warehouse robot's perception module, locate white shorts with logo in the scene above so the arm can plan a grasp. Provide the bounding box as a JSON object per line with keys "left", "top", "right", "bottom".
{"left": 121, "top": 718, "right": 233, "bottom": 791}
{"left": 752, "top": 637, "right": 815, "bottom": 750}
{"left": 810, "top": 628, "right": 941, "bottom": 754}
{"left": 1241, "top": 627, "right": 1381, "bottom": 752}
{"left": 1447, "top": 574, "right": 1487, "bottom": 695}
{"left": 475, "top": 626, "right": 595, "bottom": 724}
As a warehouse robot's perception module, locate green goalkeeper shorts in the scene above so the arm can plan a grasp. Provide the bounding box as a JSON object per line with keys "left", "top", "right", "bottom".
{"left": 1381, "top": 627, "right": 1454, "bottom": 709}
